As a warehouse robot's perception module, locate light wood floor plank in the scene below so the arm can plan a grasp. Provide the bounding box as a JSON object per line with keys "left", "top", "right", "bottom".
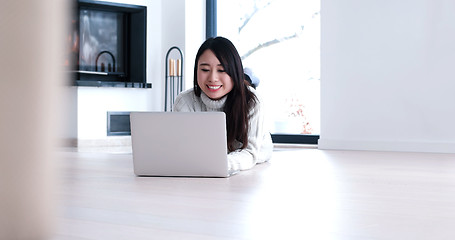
{"left": 52, "top": 148, "right": 455, "bottom": 240}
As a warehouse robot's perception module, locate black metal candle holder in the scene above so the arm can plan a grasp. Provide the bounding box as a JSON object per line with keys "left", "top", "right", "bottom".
{"left": 164, "top": 46, "right": 184, "bottom": 111}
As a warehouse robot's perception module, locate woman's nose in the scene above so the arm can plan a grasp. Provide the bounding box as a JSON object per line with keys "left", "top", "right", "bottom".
{"left": 209, "top": 71, "right": 218, "bottom": 82}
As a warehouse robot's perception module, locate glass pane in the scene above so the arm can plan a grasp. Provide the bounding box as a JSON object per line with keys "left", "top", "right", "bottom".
{"left": 79, "top": 9, "right": 124, "bottom": 73}
{"left": 218, "top": 0, "right": 320, "bottom": 135}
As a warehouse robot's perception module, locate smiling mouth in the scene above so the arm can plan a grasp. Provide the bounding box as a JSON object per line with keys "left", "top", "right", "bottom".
{"left": 207, "top": 85, "right": 222, "bottom": 90}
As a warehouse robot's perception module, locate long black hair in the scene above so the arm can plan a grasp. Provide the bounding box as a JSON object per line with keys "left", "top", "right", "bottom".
{"left": 193, "top": 37, "right": 257, "bottom": 152}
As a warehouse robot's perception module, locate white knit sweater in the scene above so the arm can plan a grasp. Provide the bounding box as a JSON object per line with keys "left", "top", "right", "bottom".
{"left": 173, "top": 88, "right": 273, "bottom": 172}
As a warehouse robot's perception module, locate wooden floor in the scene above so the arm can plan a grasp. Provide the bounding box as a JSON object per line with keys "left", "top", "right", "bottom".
{"left": 52, "top": 146, "right": 455, "bottom": 240}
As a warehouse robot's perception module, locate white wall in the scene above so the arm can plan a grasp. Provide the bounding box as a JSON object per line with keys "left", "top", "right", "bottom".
{"left": 184, "top": 0, "right": 206, "bottom": 89}
{"left": 319, "top": 0, "right": 455, "bottom": 153}
{"left": 162, "top": 0, "right": 186, "bottom": 90}
{"left": 77, "top": 87, "right": 154, "bottom": 140}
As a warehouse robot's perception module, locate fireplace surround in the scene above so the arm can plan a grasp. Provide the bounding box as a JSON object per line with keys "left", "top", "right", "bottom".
{"left": 71, "top": 0, "right": 150, "bottom": 88}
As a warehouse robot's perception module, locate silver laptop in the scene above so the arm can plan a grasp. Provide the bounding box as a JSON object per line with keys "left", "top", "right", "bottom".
{"left": 130, "top": 112, "right": 235, "bottom": 177}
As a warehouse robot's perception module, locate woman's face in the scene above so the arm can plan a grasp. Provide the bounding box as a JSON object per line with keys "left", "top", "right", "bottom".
{"left": 197, "top": 50, "right": 234, "bottom": 100}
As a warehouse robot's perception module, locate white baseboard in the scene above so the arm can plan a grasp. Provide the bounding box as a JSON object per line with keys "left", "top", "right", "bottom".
{"left": 318, "top": 138, "right": 455, "bottom": 154}
{"left": 77, "top": 136, "right": 132, "bottom": 148}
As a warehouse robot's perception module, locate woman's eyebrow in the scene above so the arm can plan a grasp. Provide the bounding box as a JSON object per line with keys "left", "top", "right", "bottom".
{"left": 199, "top": 62, "right": 223, "bottom": 67}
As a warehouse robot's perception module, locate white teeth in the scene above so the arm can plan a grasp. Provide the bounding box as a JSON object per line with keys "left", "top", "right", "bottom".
{"left": 208, "top": 85, "right": 222, "bottom": 89}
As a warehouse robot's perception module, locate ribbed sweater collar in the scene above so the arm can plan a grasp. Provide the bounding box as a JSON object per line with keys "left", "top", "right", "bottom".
{"left": 200, "top": 92, "right": 227, "bottom": 111}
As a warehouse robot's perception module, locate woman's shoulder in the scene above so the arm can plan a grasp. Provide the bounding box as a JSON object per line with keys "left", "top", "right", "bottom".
{"left": 174, "top": 88, "right": 195, "bottom": 103}
{"left": 174, "top": 88, "right": 200, "bottom": 111}
{"left": 178, "top": 88, "right": 194, "bottom": 96}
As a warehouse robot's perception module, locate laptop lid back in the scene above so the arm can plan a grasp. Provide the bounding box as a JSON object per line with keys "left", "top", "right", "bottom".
{"left": 130, "top": 112, "right": 229, "bottom": 177}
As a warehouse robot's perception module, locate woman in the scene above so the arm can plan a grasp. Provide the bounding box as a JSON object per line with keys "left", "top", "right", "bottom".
{"left": 173, "top": 37, "right": 273, "bottom": 172}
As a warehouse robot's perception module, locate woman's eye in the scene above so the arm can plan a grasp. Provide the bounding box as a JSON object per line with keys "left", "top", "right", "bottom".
{"left": 218, "top": 69, "right": 225, "bottom": 73}
{"left": 200, "top": 69, "right": 209, "bottom": 72}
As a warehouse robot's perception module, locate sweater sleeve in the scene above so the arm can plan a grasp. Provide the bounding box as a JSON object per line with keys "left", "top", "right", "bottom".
{"left": 227, "top": 96, "right": 272, "bottom": 171}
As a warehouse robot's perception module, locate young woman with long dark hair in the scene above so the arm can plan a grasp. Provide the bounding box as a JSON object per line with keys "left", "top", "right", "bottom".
{"left": 173, "top": 37, "right": 273, "bottom": 172}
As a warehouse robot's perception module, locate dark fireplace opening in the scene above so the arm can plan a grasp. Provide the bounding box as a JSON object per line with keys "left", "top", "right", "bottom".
{"left": 107, "top": 112, "right": 131, "bottom": 136}
{"left": 70, "top": 0, "right": 150, "bottom": 88}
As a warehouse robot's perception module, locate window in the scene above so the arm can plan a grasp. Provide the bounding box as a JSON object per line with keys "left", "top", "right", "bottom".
{"left": 212, "top": 0, "right": 320, "bottom": 144}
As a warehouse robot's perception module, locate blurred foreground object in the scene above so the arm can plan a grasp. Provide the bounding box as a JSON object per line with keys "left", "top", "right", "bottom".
{"left": 0, "top": 1, "right": 69, "bottom": 239}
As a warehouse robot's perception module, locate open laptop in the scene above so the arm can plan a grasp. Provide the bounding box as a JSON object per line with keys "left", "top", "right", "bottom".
{"left": 130, "top": 112, "right": 236, "bottom": 177}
